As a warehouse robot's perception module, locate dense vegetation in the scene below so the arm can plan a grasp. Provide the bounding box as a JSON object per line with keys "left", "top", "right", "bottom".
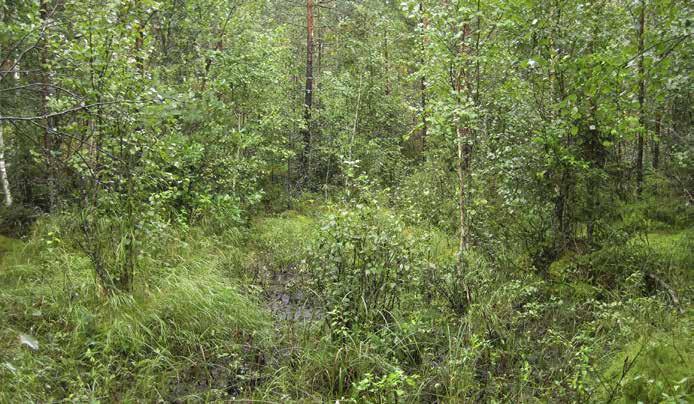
{"left": 0, "top": 0, "right": 692, "bottom": 401}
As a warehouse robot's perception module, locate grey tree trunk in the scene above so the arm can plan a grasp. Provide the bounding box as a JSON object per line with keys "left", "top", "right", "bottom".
{"left": 0, "top": 31, "right": 12, "bottom": 207}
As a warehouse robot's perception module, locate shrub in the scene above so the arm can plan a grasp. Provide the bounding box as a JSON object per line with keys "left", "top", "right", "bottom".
{"left": 309, "top": 206, "right": 425, "bottom": 337}
{"left": 564, "top": 244, "right": 667, "bottom": 292}
{"left": 395, "top": 161, "right": 457, "bottom": 233}
{"left": 0, "top": 204, "right": 39, "bottom": 237}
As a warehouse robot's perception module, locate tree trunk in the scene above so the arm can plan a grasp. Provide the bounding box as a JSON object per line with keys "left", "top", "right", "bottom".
{"left": 0, "top": 23, "right": 12, "bottom": 207}
{"left": 652, "top": 110, "right": 661, "bottom": 169}
{"left": 300, "top": 0, "right": 314, "bottom": 183}
{"left": 550, "top": 0, "right": 571, "bottom": 251}
{"left": 636, "top": 0, "right": 646, "bottom": 196}
{"left": 0, "top": 123, "right": 11, "bottom": 207}
{"left": 455, "top": 22, "right": 473, "bottom": 257}
{"left": 383, "top": 27, "right": 391, "bottom": 96}
{"left": 419, "top": 2, "right": 428, "bottom": 152}
{"left": 586, "top": 110, "right": 604, "bottom": 246}
{"left": 40, "top": 0, "right": 57, "bottom": 211}
{"left": 453, "top": 17, "right": 473, "bottom": 309}
{"left": 456, "top": 125, "right": 469, "bottom": 254}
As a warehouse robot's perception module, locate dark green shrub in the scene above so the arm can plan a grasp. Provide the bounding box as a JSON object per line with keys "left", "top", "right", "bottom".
{"left": 563, "top": 244, "right": 666, "bottom": 291}
{"left": 0, "top": 204, "right": 39, "bottom": 237}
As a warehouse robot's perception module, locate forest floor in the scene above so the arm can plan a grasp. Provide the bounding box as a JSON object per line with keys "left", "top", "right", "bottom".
{"left": 0, "top": 201, "right": 692, "bottom": 402}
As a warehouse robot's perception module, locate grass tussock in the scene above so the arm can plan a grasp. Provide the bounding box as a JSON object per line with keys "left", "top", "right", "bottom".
{"left": 0, "top": 219, "right": 270, "bottom": 402}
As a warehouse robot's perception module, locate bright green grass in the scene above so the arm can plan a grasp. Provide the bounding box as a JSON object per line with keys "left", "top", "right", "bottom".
{"left": 0, "top": 235, "right": 22, "bottom": 264}
{"left": 0, "top": 223, "right": 272, "bottom": 402}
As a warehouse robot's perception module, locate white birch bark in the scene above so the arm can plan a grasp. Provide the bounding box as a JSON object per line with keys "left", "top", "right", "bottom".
{"left": 0, "top": 123, "right": 12, "bottom": 207}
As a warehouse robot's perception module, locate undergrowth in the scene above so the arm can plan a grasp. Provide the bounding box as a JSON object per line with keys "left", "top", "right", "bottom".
{"left": 0, "top": 219, "right": 270, "bottom": 402}
{"left": 1, "top": 198, "right": 692, "bottom": 402}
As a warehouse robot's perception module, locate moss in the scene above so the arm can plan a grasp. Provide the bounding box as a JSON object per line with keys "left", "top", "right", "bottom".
{"left": 548, "top": 252, "right": 577, "bottom": 280}
{"left": 601, "top": 321, "right": 694, "bottom": 403}
{"left": 633, "top": 229, "right": 694, "bottom": 290}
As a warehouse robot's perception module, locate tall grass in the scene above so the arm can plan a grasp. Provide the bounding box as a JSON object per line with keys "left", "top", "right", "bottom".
{"left": 0, "top": 218, "right": 271, "bottom": 402}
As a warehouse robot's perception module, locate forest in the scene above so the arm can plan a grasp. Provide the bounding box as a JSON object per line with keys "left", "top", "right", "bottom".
{"left": 0, "top": 0, "right": 692, "bottom": 401}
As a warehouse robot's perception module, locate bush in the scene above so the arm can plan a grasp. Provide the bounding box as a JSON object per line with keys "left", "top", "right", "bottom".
{"left": 620, "top": 195, "right": 694, "bottom": 233}
{"left": 560, "top": 243, "right": 667, "bottom": 292}
{"left": 309, "top": 205, "right": 425, "bottom": 337}
{"left": 0, "top": 204, "right": 39, "bottom": 237}
{"left": 395, "top": 161, "right": 457, "bottom": 233}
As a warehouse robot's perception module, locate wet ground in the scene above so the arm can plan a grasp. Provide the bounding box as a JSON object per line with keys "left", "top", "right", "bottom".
{"left": 264, "top": 266, "right": 322, "bottom": 322}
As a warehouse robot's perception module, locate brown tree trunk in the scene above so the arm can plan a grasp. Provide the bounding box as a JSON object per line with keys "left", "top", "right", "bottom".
{"left": 383, "top": 27, "right": 391, "bottom": 96}
{"left": 135, "top": 29, "right": 144, "bottom": 75}
{"left": 453, "top": 17, "right": 473, "bottom": 309}
{"left": 456, "top": 124, "right": 469, "bottom": 254}
{"left": 586, "top": 108, "right": 604, "bottom": 246}
{"left": 455, "top": 22, "right": 472, "bottom": 256}
{"left": 549, "top": 0, "right": 571, "bottom": 251}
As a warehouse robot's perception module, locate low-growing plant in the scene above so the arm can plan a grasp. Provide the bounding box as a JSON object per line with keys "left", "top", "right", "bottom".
{"left": 0, "top": 218, "right": 272, "bottom": 402}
